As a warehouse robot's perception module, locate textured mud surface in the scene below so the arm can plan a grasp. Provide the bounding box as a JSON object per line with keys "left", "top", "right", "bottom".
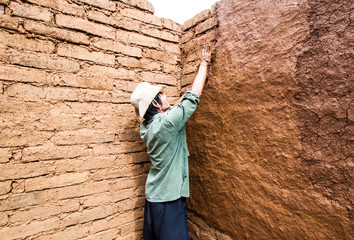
{"left": 294, "top": 0, "right": 353, "bottom": 220}
{"left": 186, "top": 0, "right": 353, "bottom": 239}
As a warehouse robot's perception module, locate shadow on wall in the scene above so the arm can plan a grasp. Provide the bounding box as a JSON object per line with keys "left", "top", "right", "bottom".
{"left": 117, "top": 115, "right": 150, "bottom": 238}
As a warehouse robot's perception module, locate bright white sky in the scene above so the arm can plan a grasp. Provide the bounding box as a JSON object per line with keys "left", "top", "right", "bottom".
{"left": 148, "top": 0, "right": 219, "bottom": 24}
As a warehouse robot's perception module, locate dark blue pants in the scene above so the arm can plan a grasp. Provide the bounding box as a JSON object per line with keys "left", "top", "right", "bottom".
{"left": 143, "top": 197, "right": 190, "bottom": 240}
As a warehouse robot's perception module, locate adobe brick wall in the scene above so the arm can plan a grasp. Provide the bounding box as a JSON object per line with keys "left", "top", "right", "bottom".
{"left": 1, "top": 0, "right": 352, "bottom": 239}
{"left": 0, "top": 0, "right": 181, "bottom": 239}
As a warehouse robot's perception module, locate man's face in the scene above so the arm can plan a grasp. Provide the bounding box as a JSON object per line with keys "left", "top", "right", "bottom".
{"left": 158, "top": 93, "right": 170, "bottom": 111}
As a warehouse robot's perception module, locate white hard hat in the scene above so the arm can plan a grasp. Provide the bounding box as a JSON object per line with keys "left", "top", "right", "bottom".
{"left": 130, "top": 82, "right": 165, "bottom": 121}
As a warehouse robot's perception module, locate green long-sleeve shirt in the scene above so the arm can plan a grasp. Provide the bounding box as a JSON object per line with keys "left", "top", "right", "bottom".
{"left": 140, "top": 91, "right": 200, "bottom": 202}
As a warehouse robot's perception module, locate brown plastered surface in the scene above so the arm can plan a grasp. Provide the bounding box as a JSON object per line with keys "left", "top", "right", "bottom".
{"left": 186, "top": 0, "right": 353, "bottom": 239}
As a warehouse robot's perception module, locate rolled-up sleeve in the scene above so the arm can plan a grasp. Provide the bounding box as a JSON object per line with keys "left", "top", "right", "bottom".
{"left": 166, "top": 91, "right": 200, "bottom": 131}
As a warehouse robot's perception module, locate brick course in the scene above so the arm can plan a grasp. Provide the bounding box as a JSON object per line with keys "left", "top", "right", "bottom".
{"left": 0, "top": 31, "right": 55, "bottom": 53}
{"left": 57, "top": 43, "right": 115, "bottom": 65}
{"left": 120, "top": 0, "right": 154, "bottom": 13}
{"left": 76, "top": 0, "right": 116, "bottom": 11}
{"left": 9, "top": 2, "right": 53, "bottom": 22}
{"left": 8, "top": 49, "right": 81, "bottom": 72}
{"left": 56, "top": 14, "right": 116, "bottom": 39}
{"left": 24, "top": 20, "right": 90, "bottom": 45}
{"left": 25, "top": 0, "right": 85, "bottom": 16}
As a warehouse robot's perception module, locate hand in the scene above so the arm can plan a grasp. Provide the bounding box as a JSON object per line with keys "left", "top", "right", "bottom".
{"left": 201, "top": 43, "right": 211, "bottom": 63}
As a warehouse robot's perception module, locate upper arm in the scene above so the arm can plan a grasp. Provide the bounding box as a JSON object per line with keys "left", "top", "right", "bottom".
{"left": 166, "top": 91, "right": 199, "bottom": 131}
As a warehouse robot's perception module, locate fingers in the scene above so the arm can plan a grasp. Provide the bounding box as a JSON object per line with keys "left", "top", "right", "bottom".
{"left": 202, "top": 43, "right": 210, "bottom": 55}
{"left": 202, "top": 43, "right": 211, "bottom": 62}
{"left": 203, "top": 42, "right": 210, "bottom": 50}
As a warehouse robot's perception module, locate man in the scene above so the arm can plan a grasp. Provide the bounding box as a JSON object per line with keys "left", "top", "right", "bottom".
{"left": 130, "top": 44, "right": 211, "bottom": 240}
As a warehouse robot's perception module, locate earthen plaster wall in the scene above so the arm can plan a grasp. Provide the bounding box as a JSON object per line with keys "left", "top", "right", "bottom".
{"left": 183, "top": 0, "right": 353, "bottom": 239}
{"left": 179, "top": 6, "right": 232, "bottom": 239}
{"left": 0, "top": 0, "right": 181, "bottom": 239}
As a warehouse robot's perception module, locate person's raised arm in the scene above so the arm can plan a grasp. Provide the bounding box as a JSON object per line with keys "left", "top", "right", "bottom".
{"left": 173, "top": 43, "right": 211, "bottom": 107}
{"left": 191, "top": 43, "right": 211, "bottom": 97}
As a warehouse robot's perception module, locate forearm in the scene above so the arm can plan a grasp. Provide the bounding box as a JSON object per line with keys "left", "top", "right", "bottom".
{"left": 191, "top": 60, "right": 209, "bottom": 97}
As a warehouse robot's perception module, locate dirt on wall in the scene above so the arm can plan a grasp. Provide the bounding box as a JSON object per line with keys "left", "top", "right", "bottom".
{"left": 186, "top": 0, "right": 353, "bottom": 239}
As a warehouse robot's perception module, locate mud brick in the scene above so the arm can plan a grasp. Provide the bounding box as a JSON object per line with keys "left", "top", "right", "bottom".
{"left": 24, "top": 20, "right": 90, "bottom": 44}
{"left": 183, "top": 9, "right": 211, "bottom": 31}
{"left": 0, "top": 181, "right": 11, "bottom": 195}
{"left": 61, "top": 204, "right": 117, "bottom": 227}
{"left": 162, "top": 62, "right": 181, "bottom": 73}
{"left": 87, "top": 229, "right": 119, "bottom": 240}
{"left": 117, "top": 16, "right": 141, "bottom": 32}
{"left": 26, "top": 0, "right": 85, "bottom": 16}
{"left": 0, "top": 31, "right": 55, "bottom": 53}
{"left": 82, "top": 65, "right": 137, "bottom": 80}
{"left": 181, "top": 30, "right": 194, "bottom": 43}
{"left": 90, "top": 165, "right": 146, "bottom": 181}
{"left": 140, "top": 26, "right": 179, "bottom": 42}
{"left": 117, "top": 56, "right": 140, "bottom": 68}
{"left": 196, "top": 16, "right": 218, "bottom": 35}
{"left": 0, "top": 218, "right": 60, "bottom": 239}
{"left": 9, "top": 199, "right": 79, "bottom": 224}
{"left": 120, "top": 218, "right": 144, "bottom": 237}
{"left": 53, "top": 129, "right": 115, "bottom": 145}
{"left": 117, "top": 30, "right": 160, "bottom": 48}
{"left": 139, "top": 58, "right": 161, "bottom": 71}
{"left": 114, "top": 208, "right": 144, "bottom": 227}
{"left": 0, "top": 128, "right": 54, "bottom": 148}
{"left": 9, "top": 49, "right": 80, "bottom": 73}
{"left": 9, "top": 2, "right": 52, "bottom": 22}
{"left": 140, "top": 71, "right": 178, "bottom": 85}
{"left": 25, "top": 172, "right": 89, "bottom": 191}
{"left": 0, "top": 148, "right": 13, "bottom": 163}
{"left": 87, "top": 10, "right": 116, "bottom": 26}
{"left": 6, "top": 83, "right": 79, "bottom": 102}
{"left": 46, "top": 180, "right": 111, "bottom": 201}
{"left": 162, "top": 18, "right": 181, "bottom": 32}
{"left": 92, "top": 37, "right": 142, "bottom": 57}
{"left": 92, "top": 142, "right": 146, "bottom": 156}
{"left": 35, "top": 224, "right": 89, "bottom": 240}
{"left": 120, "top": 7, "right": 161, "bottom": 26}
{"left": 22, "top": 144, "right": 92, "bottom": 162}
{"left": 52, "top": 73, "right": 114, "bottom": 90}
{"left": 162, "top": 42, "right": 181, "bottom": 54}
{"left": 77, "top": 0, "right": 115, "bottom": 11}
{"left": 0, "top": 14, "right": 19, "bottom": 30}
{"left": 56, "top": 14, "right": 115, "bottom": 39}
{"left": 0, "top": 213, "right": 8, "bottom": 227}
{"left": 57, "top": 44, "right": 115, "bottom": 65}
{"left": 53, "top": 156, "right": 116, "bottom": 174}
{"left": 0, "top": 162, "right": 52, "bottom": 181}
{"left": 119, "top": 0, "right": 154, "bottom": 13}
{"left": 0, "top": 65, "right": 49, "bottom": 84}
{"left": 143, "top": 49, "right": 179, "bottom": 65}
